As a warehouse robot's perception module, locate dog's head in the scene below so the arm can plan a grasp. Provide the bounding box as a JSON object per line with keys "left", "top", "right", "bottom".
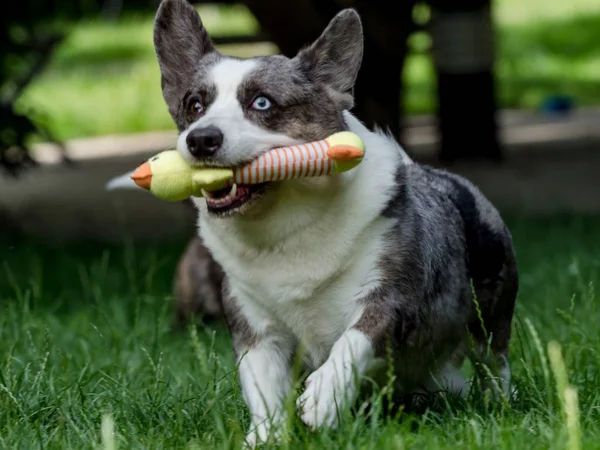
{"left": 153, "top": 0, "right": 363, "bottom": 216}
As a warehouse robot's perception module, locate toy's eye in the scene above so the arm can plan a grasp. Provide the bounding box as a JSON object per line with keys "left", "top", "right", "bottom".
{"left": 251, "top": 96, "right": 272, "bottom": 111}
{"left": 189, "top": 99, "right": 204, "bottom": 116}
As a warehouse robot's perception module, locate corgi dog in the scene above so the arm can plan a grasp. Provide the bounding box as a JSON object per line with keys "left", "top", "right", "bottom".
{"left": 151, "top": 0, "right": 519, "bottom": 446}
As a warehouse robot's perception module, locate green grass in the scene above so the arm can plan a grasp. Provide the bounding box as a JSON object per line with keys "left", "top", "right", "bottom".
{"left": 14, "top": 0, "right": 600, "bottom": 142}
{"left": 1, "top": 216, "right": 600, "bottom": 449}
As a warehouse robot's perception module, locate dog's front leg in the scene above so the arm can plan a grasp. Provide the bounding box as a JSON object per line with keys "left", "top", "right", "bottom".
{"left": 297, "top": 328, "right": 376, "bottom": 430}
{"left": 296, "top": 288, "right": 399, "bottom": 430}
{"left": 238, "top": 333, "right": 294, "bottom": 447}
{"left": 224, "top": 294, "right": 293, "bottom": 447}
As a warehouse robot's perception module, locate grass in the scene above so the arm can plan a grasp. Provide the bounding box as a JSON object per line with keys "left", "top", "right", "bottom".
{"left": 14, "top": 0, "right": 600, "bottom": 142}
{"left": 1, "top": 215, "right": 600, "bottom": 449}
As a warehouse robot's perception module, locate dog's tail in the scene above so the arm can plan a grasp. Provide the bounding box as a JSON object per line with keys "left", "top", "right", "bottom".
{"left": 342, "top": 110, "right": 413, "bottom": 165}
{"left": 105, "top": 171, "right": 142, "bottom": 191}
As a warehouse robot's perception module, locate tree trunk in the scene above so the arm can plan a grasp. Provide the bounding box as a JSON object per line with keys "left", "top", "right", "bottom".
{"left": 428, "top": 0, "right": 501, "bottom": 162}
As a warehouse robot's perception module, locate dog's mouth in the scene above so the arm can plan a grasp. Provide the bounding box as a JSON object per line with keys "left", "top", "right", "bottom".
{"left": 201, "top": 182, "right": 269, "bottom": 216}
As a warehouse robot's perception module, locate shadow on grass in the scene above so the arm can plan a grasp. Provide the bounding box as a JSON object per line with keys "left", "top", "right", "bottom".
{"left": 0, "top": 234, "right": 189, "bottom": 315}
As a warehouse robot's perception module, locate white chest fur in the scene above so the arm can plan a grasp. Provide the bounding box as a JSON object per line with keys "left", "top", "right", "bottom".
{"left": 205, "top": 214, "right": 392, "bottom": 367}
{"left": 197, "top": 112, "right": 406, "bottom": 367}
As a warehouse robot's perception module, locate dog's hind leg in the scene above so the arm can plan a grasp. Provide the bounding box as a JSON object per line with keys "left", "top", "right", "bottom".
{"left": 469, "top": 249, "right": 519, "bottom": 399}
{"left": 424, "top": 351, "right": 470, "bottom": 398}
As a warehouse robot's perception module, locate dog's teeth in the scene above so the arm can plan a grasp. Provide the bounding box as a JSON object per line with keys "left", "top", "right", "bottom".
{"left": 204, "top": 183, "right": 244, "bottom": 210}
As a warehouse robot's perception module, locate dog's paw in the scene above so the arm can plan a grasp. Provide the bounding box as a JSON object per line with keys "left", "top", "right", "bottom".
{"left": 244, "top": 424, "right": 272, "bottom": 448}
{"left": 296, "top": 363, "right": 355, "bottom": 430}
{"left": 244, "top": 427, "right": 266, "bottom": 449}
{"left": 243, "top": 416, "right": 284, "bottom": 448}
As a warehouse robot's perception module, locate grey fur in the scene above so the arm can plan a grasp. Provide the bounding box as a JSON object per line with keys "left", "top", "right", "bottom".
{"left": 221, "top": 279, "right": 258, "bottom": 357}
{"left": 153, "top": 0, "right": 218, "bottom": 125}
{"left": 236, "top": 55, "right": 351, "bottom": 141}
{"left": 354, "top": 163, "right": 518, "bottom": 391}
{"left": 293, "top": 8, "right": 363, "bottom": 110}
{"left": 173, "top": 234, "right": 224, "bottom": 328}
{"left": 173, "top": 55, "right": 221, "bottom": 131}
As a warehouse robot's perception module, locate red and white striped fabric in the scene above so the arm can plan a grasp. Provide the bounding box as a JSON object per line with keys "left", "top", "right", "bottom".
{"left": 232, "top": 139, "right": 334, "bottom": 185}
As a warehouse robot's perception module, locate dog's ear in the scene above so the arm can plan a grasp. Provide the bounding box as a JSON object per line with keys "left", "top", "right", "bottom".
{"left": 153, "top": 0, "right": 216, "bottom": 111}
{"left": 294, "top": 9, "right": 363, "bottom": 109}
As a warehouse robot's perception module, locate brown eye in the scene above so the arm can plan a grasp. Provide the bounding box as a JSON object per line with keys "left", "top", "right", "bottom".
{"left": 189, "top": 100, "right": 204, "bottom": 116}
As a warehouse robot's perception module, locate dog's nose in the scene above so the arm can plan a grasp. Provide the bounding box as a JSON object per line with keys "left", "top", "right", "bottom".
{"left": 186, "top": 126, "right": 223, "bottom": 158}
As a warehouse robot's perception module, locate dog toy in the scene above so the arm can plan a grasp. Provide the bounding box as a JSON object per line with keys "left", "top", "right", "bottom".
{"left": 130, "top": 131, "right": 365, "bottom": 201}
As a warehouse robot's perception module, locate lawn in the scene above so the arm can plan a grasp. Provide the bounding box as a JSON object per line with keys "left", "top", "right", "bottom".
{"left": 1, "top": 216, "right": 600, "bottom": 449}
{"left": 14, "top": 0, "right": 600, "bottom": 142}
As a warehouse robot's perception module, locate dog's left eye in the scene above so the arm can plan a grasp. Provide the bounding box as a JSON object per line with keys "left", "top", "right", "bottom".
{"left": 251, "top": 96, "right": 272, "bottom": 111}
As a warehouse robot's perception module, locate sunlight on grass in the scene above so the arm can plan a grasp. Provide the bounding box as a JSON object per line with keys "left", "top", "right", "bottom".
{"left": 15, "top": 0, "right": 600, "bottom": 140}
{"left": 494, "top": 0, "right": 600, "bottom": 25}
{"left": 22, "top": 61, "right": 170, "bottom": 138}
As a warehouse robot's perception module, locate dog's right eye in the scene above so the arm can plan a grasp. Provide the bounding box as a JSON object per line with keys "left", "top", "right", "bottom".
{"left": 189, "top": 100, "right": 204, "bottom": 116}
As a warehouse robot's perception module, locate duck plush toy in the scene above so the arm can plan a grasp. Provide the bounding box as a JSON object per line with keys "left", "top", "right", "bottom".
{"left": 130, "top": 131, "right": 365, "bottom": 202}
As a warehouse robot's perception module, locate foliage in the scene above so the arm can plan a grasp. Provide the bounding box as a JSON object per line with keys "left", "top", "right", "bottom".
{"left": 0, "top": 0, "right": 160, "bottom": 175}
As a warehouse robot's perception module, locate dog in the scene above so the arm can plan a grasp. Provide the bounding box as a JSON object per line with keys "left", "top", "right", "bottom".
{"left": 152, "top": 0, "right": 519, "bottom": 446}
{"left": 173, "top": 231, "right": 224, "bottom": 328}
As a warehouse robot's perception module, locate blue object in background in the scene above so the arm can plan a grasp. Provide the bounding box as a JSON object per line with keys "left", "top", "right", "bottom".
{"left": 541, "top": 95, "right": 574, "bottom": 115}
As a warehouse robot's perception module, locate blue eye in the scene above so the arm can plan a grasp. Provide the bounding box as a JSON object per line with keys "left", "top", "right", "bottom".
{"left": 251, "top": 96, "right": 272, "bottom": 111}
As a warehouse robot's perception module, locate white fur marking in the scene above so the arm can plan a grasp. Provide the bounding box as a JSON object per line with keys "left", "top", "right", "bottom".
{"left": 297, "top": 329, "right": 374, "bottom": 429}
{"left": 426, "top": 364, "right": 469, "bottom": 397}
{"left": 177, "top": 58, "right": 304, "bottom": 166}
{"left": 239, "top": 340, "right": 292, "bottom": 446}
{"left": 499, "top": 358, "right": 512, "bottom": 396}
